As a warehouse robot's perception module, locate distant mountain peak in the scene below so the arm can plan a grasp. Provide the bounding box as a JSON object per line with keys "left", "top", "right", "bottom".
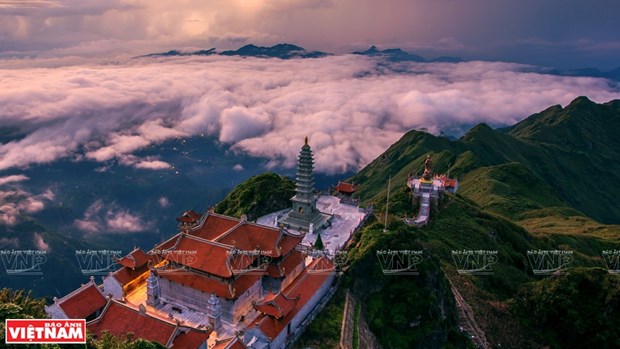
{"left": 137, "top": 44, "right": 328, "bottom": 60}
{"left": 567, "top": 96, "right": 595, "bottom": 108}
{"left": 352, "top": 46, "right": 464, "bottom": 63}
{"left": 220, "top": 43, "right": 329, "bottom": 59}
{"left": 136, "top": 48, "right": 217, "bottom": 58}
{"left": 353, "top": 45, "right": 425, "bottom": 62}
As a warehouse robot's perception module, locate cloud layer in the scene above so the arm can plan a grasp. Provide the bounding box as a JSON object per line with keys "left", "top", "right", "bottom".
{"left": 0, "top": 187, "right": 54, "bottom": 225}
{"left": 74, "top": 199, "right": 151, "bottom": 234}
{"left": 0, "top": 55, "right": 619, "bottom": 174}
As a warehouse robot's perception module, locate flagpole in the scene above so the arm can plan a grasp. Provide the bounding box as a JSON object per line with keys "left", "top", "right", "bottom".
{"left": 384, "top": 175, "right": 391, "bottom": 232}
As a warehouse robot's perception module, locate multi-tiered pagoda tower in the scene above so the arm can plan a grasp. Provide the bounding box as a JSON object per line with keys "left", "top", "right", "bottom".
{"left": 280, "top": 137, "right": 331, "bottom": 232}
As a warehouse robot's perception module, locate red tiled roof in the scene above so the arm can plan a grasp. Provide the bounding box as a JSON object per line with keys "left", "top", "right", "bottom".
{"left": 170, "top": 328, "right": 211, "bottom": 348}
{"left": 217, "top": 223, "right": 282, "bottom": 257}
{"left": 189, "top": 214, "right": 240, "bottom": 240}
{"left": 266, "top": 250, "right": 305, "bottom": 278}
{"left": 280, "top": 250, "right": 305, "bottom": 274}
{"left": 58, "top": 283, "right": 107, "bottom": 319}
{"left": 112, "top": 265, "right": 149, "bottom": 286}
{"left": 160, "top": 214, "right": 304, "bottom": 280}
{"left": 117, "top": 248, "right": 151, "bottom": 269}
{"left": 278, "top": 234, "right": 304, "bottom": 256}
{"left": 165, "top": 235, "right": 252, "bottom": 278}
{"left": 253, "top": 292, "right": 299, "bottom": 319}
{"left": 87, "top": 300, "right": 211, "bottom": 348}
{"left": 335, "top": 181, "right": 356, "bottom": 194}
{"left": 159, "top": 270, "right": 263, "bottom": 299}
{"left": 252, "top": 257, "right": 335, "bottom": 340}
{"left": 437, "top": 175, "right": 457, "bottom": 188}
{"left": 176, "top": 210, "right": 202, "bottom": 223}
{"left": 152, "top": 234, "right": 180, "bottom": 253}
{"left": 212, "top": 337, "right": 249, "bottom": 349}
{"left": 88, "top": 301, "right": 177, "bottom": 345}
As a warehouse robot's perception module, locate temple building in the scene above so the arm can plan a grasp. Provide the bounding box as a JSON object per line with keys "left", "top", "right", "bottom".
{"left": 87, "top": 300, "right": 214, "bottom": 348}
{"left": 406, "top": 154, "right": 459, "bottom": 226}
{"left": 334, "top": 181, "right": 358, "bottom": 205}
{"left": 45, "top": 138, "right": 347, "bottom": 348}
{"left": 49, "top": 208, "right": 337, "bottom": 348}
{"left": 103, "top": 247, "right": 153, "bottom": 300}
{"left": 279, "top": 137, "right": 332, "bottom": 232}
{"left": 45, "top": 276, "right": 107, "bottom": 320}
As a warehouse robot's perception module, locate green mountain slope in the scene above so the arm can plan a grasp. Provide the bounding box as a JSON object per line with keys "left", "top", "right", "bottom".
{"left": 343, "top": 96, "right": 620, "bottom": 348}
{"left": 351, "top": 96, "right": 620, "bottom": 225}
{"left": 214, "top": 172, "right": 295, "bottom": 219}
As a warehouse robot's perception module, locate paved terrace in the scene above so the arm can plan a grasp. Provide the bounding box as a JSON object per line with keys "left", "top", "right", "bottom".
{"left": 125, "top": 282, "right": 245, "bottom": 339}
{"left": 257, "top": 195, "right": 370, "bottom": 253}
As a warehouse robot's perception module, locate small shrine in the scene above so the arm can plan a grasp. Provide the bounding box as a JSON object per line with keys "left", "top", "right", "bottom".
{"left": 406, "top": 154, "right": 458, "bottom": 226}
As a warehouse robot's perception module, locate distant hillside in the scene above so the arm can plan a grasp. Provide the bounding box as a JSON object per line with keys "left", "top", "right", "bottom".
{"left": 342, "top": 96, "right": 620, "bottom": 348}
{"left": 353, "top": 45, "right": 426, "bottom": 62}
{"left": 545, "top": 66, "right": 620, "bottom": 81}
{"left": 137, "top": 48, "right": 217, "bottom": 58}
{"left": 214, "top": 172, "right": 295, "bottom": 220}
{"left": 220, "top": 43, "right": 329, "bottom": 59}
{"left": 352, "top": 45, "right": 464, "bottom": 63}
{"left": 351, "top": 96, "right": 620, "bottom": 225}
{"left": 137, "top": 44, "right": 329, "bottom": 59}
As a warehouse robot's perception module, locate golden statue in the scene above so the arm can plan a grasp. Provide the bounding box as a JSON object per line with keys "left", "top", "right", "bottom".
{"left": 422, "top": 154, "right": 432, "bottom": 181}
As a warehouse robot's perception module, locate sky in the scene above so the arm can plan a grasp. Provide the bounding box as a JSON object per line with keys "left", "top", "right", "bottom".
{"left": 0, "top": 0, "right": 619, "bottom": 175}
{"left": 1, "top": 0, "right": 619, "bottom": 233}
{"left": 0, "top": 0, "right": 619, "bottom": 69}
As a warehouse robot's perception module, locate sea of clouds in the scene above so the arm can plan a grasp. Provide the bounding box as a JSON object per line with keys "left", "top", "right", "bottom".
{"left": 1, "top": 54, "right": 619, "bottom": 175}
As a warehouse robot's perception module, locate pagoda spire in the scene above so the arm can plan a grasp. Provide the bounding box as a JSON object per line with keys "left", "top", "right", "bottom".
{"left": 280, "top": 138, "right": 332, "bottom": 231}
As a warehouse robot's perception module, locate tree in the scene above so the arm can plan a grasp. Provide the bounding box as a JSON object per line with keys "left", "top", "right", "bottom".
{"left": 314, "top": 232, "right": 325, "bottom": 250}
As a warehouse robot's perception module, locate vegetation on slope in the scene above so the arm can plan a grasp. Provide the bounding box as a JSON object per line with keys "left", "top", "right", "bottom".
{"left": 216, "top": 98, "right": 620, "bottom": 348}
{"left": 350, "top": 96, "right": 620, "bottom": 225}
{"left": 344, "top": 220, "right": 469, "bottom": 349}
{"left": 513, "top": 268, "right": 620, "bottom": 348}
{"left": 343, "top": 97, "right": 620, "bottom": 348}
{"left": 214, "top": 172, "right": 295, "bottom": 220}
{"left": 294, "top": 288, "right": 346, "bottom": 349}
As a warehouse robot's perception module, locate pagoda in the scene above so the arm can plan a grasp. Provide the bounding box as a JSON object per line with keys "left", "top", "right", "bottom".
{"left": 280, "top": 137, "right": 332, "bottom": 232}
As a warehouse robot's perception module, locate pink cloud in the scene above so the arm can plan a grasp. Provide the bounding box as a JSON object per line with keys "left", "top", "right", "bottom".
{"left": 0, "top": 188, "right": 54, "bottom": 225}
{"left": 74, "top": 199, "right": 151, "bottom": 234}
{"left": 0, "top": 55, "right": 618, "bottom": 174}
{"left": 0, "top": 174, "right": 29, "bottom": 186}
{"left": 33, "top": 232, "right": 50, "bottom": 252}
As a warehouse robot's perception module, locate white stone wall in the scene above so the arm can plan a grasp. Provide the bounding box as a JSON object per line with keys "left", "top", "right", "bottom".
{"left": 270, "top": 272, "right": 336, "bottom": 349}
{"left": 159, "top": 277, "right": 213, "bottom": 311}
{"left": 231, "top": 278, "right": 262, "bottom": 323}
{"left": 159, "top": 275, "right": 262, "bottom": 325}
{"left": 102, "top": 276, "right": 123, "bottom": 299}
{"left": 44, "top": 303, "right": 67, "bottom": 319}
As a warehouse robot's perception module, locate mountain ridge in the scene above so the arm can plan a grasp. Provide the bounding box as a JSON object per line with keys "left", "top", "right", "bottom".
{"left": 350, "top": 96, "right": 620, "bottom": 224}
